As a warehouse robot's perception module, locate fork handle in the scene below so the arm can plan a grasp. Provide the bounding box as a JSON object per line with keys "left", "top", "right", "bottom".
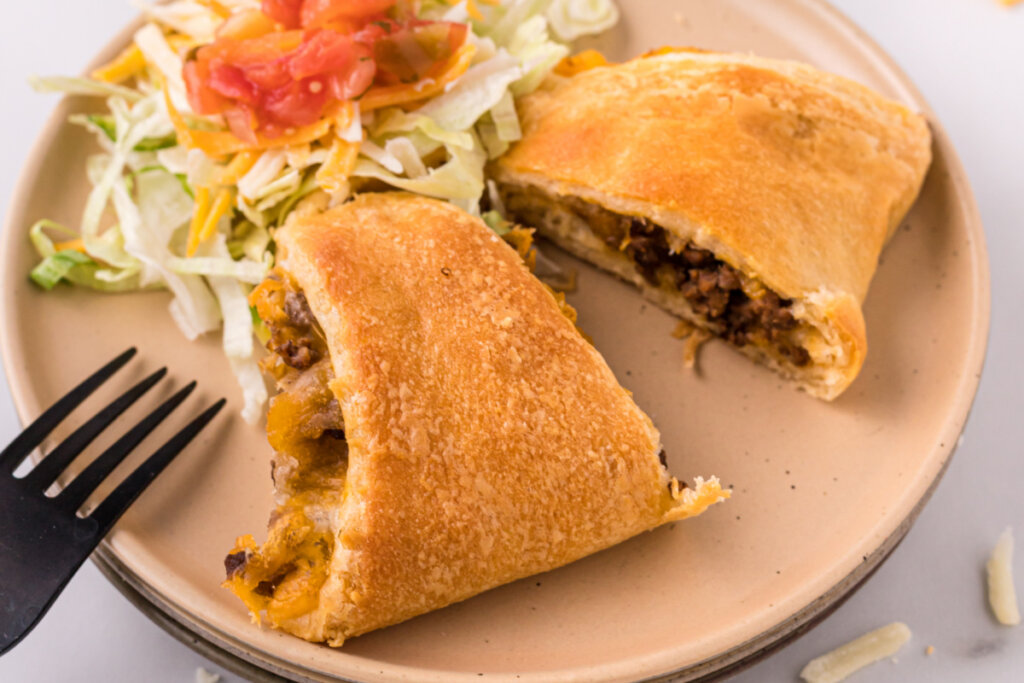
{"left": 0, "top": 488, "right": 100, "bottom": 656}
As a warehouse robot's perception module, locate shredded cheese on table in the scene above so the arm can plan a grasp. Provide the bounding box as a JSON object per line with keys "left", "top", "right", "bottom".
{"left": 800, "top": 622, "right": 911, "bottom": 683}
{"left": 194, "top": 667, "right": 221, "bottom": 683}
{"left": 987, "top": 527, "right": 1021, "bottom": 626}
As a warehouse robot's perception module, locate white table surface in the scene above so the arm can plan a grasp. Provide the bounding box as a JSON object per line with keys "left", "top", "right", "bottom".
{"left": 1, "top": 1, "right": 1022, "bottom": 682}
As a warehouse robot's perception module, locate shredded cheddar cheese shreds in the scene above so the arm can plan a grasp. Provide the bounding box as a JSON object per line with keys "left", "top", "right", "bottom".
{"left": 91, "top": 43, "right": 147, "bottom": 84}
{"left": 187, "top": 186, "right": 212, "bottom": 257}
{"left": 987, "top": 527, "right": 1021, "bottom": 626}
{"left": 200, "top": 188, "right": 235, "bottom": 245}
{"left": 218, "top": 151, "right": 260, "bottom": 186}
{"left": 358, "top": 43, "right": 476, "bottom": 111}
{"left": 466, "top": 0, "right": 484, "bottom": 20}
{"left": 53, "top": 238, "right": 87, "bottom": 254}
{"left": 317, "top": 138, "right": 360, "bottom": 194}
{"left": 167, "top": 34, "right": 198, "bottom": 54}
{"left": 194, "top": 0, "right": 232, "bottom": 17}
{"left": 667, "top": 477, "right": 729, "bottom": 521}
{"left": 800, "top": 623, "right": 912, "bottom": 683}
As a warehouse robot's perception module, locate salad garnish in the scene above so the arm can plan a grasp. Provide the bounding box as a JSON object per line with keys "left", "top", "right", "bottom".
{"left": 27, "top": 0, "right": 619, "bottom": 422}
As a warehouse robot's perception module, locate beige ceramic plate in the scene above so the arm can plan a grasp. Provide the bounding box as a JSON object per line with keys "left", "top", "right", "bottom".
{"left": 0, "top": 0, "right": 989, "bottom": 681}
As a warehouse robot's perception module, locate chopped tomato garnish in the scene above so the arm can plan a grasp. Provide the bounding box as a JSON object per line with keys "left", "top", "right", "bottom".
{"left": 262, "top": 0, "right": 397, "bottom": 29}
{"left": 261, "top": 0, "right": 303, "bottom": 28}
{"left": 184, "top": 0, "right": 467, "bottom": 141}
{"left": 369, "top": 19, "right": 468, "bottom": 85}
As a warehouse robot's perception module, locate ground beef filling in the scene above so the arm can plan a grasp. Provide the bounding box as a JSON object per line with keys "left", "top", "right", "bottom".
{"left": 501, "top": 189, "right": 811, "bottom": 367}
{"left": 250, "top": 271, "right": 348, "bottom": 496}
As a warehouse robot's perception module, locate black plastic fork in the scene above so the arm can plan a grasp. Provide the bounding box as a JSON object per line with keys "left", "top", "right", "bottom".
{"left": 0, "top": 348, "right": 225, "bottom": 656}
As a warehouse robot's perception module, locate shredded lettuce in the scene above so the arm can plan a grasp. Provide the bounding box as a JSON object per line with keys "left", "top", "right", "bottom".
{"left": 545, "top": 0, "right": 620, "bottom": 42}
{"left": 112, "top": 163, "right": 223, "bottom": 335}
{"left": 28, "top": 75, "right": 143, "bottom": 102}
{"left": 417, "top": 50, "right": 523, "bottom": 132}
{"left": 134, "top": 23, "right": 191, "bottom": 113}
{"left": 352, "top": 131, "right": 487, "bottom": 201}
{"left": 371, "top": 108, "right": 475, "bottom": 149}
{"left": 481, "top": 210, "right": 513, "bottom": 234}
{"left": 238, "top": 151, "right": 287, "bottom": 201}
{"left": 507, "top": 15, "right": 569, "bottom": 96}
{"left": 31, "top": 250, "right": 95, "bottom": 290}
{"left": 200, "top": 237, "right": 267, "bottom": 424}
{"left": 384, "top": 137, "right": 429, "bottom": 178}
{"left": 29, "top": 220, "right": 143, "bottom": 291}
{"left": 482, "top": 0, "right": 551, "bottom": 47}
{"left": 273, "top": 171, "right": 321, "bottom": 226}
{"left": 80, "top": 113, "right": 178, "bottom": 151}
{"left": 490, "top": 91, "right": 522, "bottom": 142}
{"left": 253, "top": 169, "right": 302, "bottom": 210}
{"left": 476, "top": 115, "right": 508, "bottom": 159}
{"left": 132, "top": 0, "right": 222, "bottom": 43}
{"left": 168, "top": 255, "right": 268, "bottom": 284}
{"left": 359, "top": 139, "right": 404, "bottom": 174}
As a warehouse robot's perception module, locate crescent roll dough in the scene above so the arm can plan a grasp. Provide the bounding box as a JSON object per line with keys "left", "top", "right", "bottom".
{"left": 224, "top": 193, "right": 726, "bottom": 646}
{"left": 492, "top": 49, "right": 933, "bottom": 399}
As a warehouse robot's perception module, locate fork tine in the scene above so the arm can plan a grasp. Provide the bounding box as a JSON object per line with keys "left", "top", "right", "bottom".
{"left": 88, "top": 399, "right": 226, "bottom": 535}
{"left": 20, "top": 367, "right": 168, "bottom": 492}
{"left": 55, "top": 381, "right": 198, "bottom": 512}
{"left": 0, "top": 348, "right": 136, "bottom": 474}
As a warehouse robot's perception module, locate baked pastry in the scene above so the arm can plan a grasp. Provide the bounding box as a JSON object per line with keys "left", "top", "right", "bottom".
{"left": 492, "top": 49, "right": 933, "bottom": 399}
{"left": 224, "top": 192, "right": 726, "bottom": 645}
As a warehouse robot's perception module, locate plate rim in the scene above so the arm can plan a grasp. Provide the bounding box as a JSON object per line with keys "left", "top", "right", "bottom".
{"left": 0, "top": 0, "right": 991, "bottom": 680}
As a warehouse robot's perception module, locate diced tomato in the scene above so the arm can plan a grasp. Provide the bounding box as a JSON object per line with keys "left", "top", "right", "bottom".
{"left": 262, "top": 0, "right": 395, "bottom": 29}
{"left": 288, "top": 29, "right": 359, "bottom": 80}
{"left": 223, "top": 106, "right": 260, "bottom": 145}
{"left": 372, "top": 20, "right": 467, "bottom": 85}
{"left": 261, "top": 79, "right": 330, "bottom": 128}
{"left": 185, "top": 1, "right": 466, "bottom": 139}
{"left": 329, "top": 56, "right": 376, "bottom": 100}
{"left": 208, "top": 65, "right": 261, "bottom": 104}
{"left": 261, "top": 0, "right": 303, "bottom": 29}
{"left": 183, "top": 60, "right": 221, "bottom": 114}
{"left": 299, "top": 0, "right": 396, "bottom": 28}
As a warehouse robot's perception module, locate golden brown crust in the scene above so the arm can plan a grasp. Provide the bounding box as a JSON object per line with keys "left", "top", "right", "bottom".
{"left": 252, "top": 192, "right": 725, "bottom": 644}
{"left": 493, "top": 49, "right": 932, "bottom": 399}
